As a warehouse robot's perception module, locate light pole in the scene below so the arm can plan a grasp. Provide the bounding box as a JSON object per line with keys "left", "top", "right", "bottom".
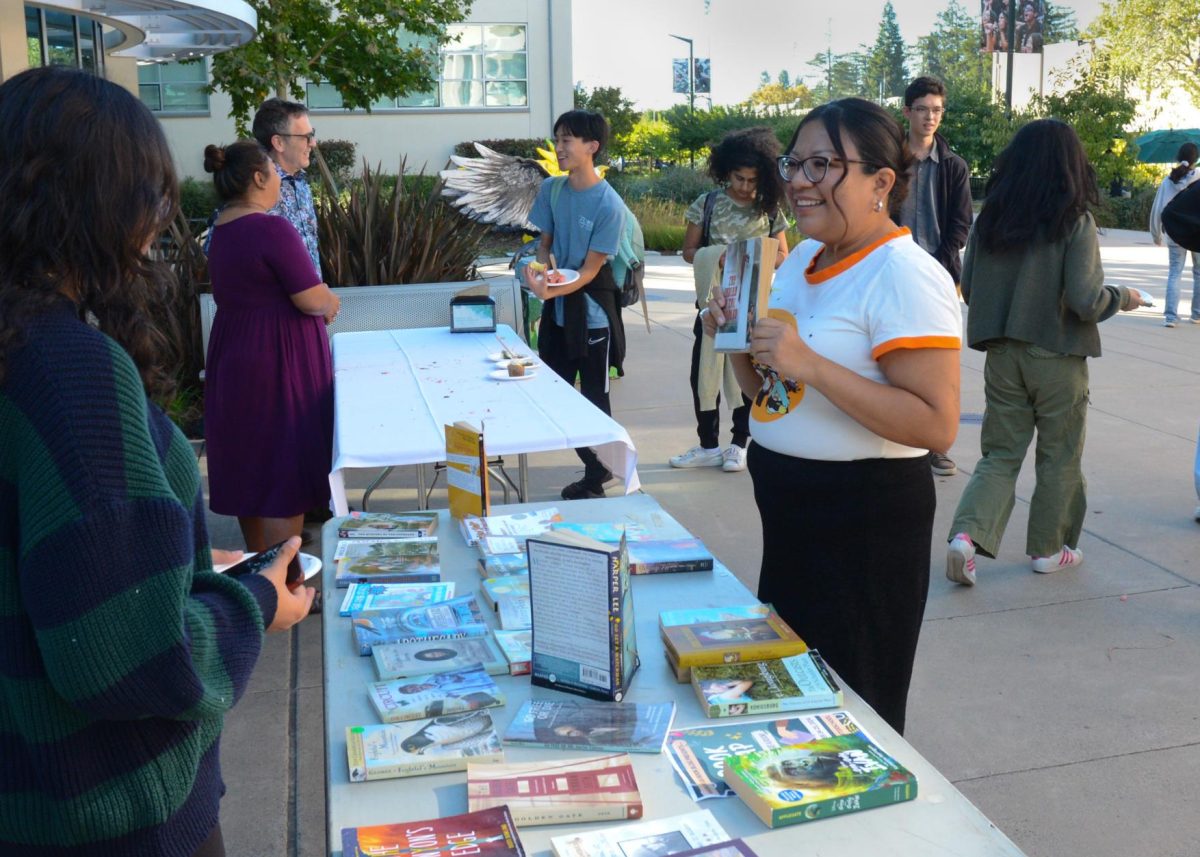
{"left": 669, "top": 33, "right": 695, "bottom": 115}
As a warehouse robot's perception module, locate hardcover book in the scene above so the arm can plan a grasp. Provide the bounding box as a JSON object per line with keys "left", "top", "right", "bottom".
{"left": 337, "top": 511, "right": 439, "bottom": 540}
{"left": 341, "top": 806, "right": 526, "bottom": 857}
{"left": 338, "top": 581, "right": 456, "bottom": 617}
{"left": 662, "top": 610, "right": 807, "bottom": 670}
{"left": 691, "top": 650, "right": 842, "bottom": 718}
{"left": 496, "top": 595, "right": 531, "bottom": 630}
{"left": 345, "top": 710, "right": 503, "bottom": 782}
{"left": 468, "top": 753, "right": 643, "bottom": 826}
{"left": 481, "top": 574, "right": 529, "bottom": 610}
{"left": 350, "top": 594, "right": 489, "bottom": 656}
{"left": 528, "top": 530, "right": 639, "bottom": 701}
{"left": 493, "top": 628, "right": 532, "bottom": 675}
{"left": 665, "top": 711, "right": 863, "bottom": 800}
{"left": 503, "top": 699, "right": 676, "bottom": 754}
{"left": 373, "top": 636, "right": 508, "bottom": 680}
{"left": 724, "top": 730, "right": 917, "bottom": 827}
{"left": 713, "top": 236, "right": 778, "bottom": 353}
{"left": 446, "top": 421, "right": 490, "bottom": 522}
{"left": 367, "top": 663, "right": 504, "bottom": 723}
{"left": 334, "top": 539, "right": 441, "bottom": 588}
{"left": 550, "top": 809, "right": 729, "bottom": 857}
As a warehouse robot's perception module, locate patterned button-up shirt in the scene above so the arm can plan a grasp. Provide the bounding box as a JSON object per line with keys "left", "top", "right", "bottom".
{"left": 269, "top": 161, "right": 320, "bottom": 273}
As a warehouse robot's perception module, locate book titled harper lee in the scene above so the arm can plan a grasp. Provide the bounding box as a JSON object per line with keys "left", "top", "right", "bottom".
{"left": 345, "top": 710, "right": 503, "bottom": 782}
{"left": 527, "top": 530, "right": 638, "bottom": 701}
{"left": 724, "top": 730, "right": 917, "bottom": 827}
{"left": 367, "top": 662, "right": 504, "bottom": 723}
{"left": 468, "top": 753, "right": 643, "bottom": 826}
{"left": 341, "top": 805, "right": 526, "bottom": 857}
{"left": 713, "top": 236, "right": 778, "bottom": 353}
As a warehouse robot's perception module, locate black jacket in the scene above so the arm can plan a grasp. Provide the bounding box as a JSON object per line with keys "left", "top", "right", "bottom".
{"left": 929, "top": 134, "right": 974, "bottom": 284}
{"left": 537, "top": 263, "right": 626, "bottom": 372}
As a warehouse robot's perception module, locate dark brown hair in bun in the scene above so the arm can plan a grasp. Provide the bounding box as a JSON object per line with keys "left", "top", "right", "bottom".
{"left": 203, "top": 140, "right": 271, "bottom": 202}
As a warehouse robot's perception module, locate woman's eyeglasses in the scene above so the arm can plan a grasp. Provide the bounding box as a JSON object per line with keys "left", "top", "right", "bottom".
{"left": 776, "top": 155, "right": 881, "bottom": 184}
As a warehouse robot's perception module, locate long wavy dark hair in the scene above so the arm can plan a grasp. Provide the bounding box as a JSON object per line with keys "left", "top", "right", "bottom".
{"left": 975, "top": 119, "right": 1098, "bottom": 254}
{"left": 708, "top": 126, "right": 785, "bottom": 218}
{"left": 0, "top": 67, "right": 181, "bottom": 398}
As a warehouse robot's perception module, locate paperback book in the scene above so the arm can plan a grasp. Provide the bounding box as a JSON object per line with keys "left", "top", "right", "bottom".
{"left": 528, "top": 530, "right": 638, "bottom": 701}
{"left": 345, "top": 710, "right": 503, "bottom": 781}
{"left": 373, "top": 636, "right": 508, "bottom": 680}
{"left": 338, "top": 581, "right": 456, "bottom": 617}
{"left": 550, "top": 809, "right": 729, "bottom": 857}
{"left": 479, "top": 553, "right": 529, "bottom": 578}
{"left": 337, "top": 510, "right": 439, "bottom": 540}
{"left": 497, "top": 595, "right": 531, "bottom": 630}
{"left": 367, "top": 663, "right": 504, "bottom": 723}
{"left": 341, "top": 806, "right": 526, "bottom": 857}
{"left": 713, "top": 236, "right": 778, "bottom": 353}
{"left": 493, "top": 628, "right": 532, "bottom": 675}
{"left": 334, "top": 539, "right": 441, "bottom": 588}
{"left": 724, "top": 730, "right": 917, "bottom": 827}
{"left": 481, "top": 574, "right": 529, "bottom": 610}
{"left": 627, "top": 539, "right": 714, "bottom": 575}
{"left": 659, "top": 604, "right": 772, "bottom": 632}
{"left": 691, "top": 650, "right": 842, "bottom": 718}
{"left": 446, "top": 421, "right": 490, "bottom": 522}
{"left": 503, "top": 699, "right": 676, "bottom": 754}
{"left": 350, "top": 594, "right": 489, "bottom": 656}
{"left": 665, "top": 711, "right": 863, "bottom": 800}
{"left": 468, "top": 753, "right": 643, "bottom": 826}
{"left": 661, "top": 609, "right": 807, "bottom": 670}
{"left": 461, "top": 507, "right": 562, "bottom": 547}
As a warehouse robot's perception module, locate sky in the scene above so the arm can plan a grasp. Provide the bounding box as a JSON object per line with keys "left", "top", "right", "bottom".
{"left": 571, "top": 0, "right": 1106, "bottom": 109}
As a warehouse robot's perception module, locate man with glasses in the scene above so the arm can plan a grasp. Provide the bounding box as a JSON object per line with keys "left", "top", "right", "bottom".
{"left": 252, "top": 97, "right": 320, "bottom": 272}
{"left": 901, "top": 76, "right": 973, "bottom": 477}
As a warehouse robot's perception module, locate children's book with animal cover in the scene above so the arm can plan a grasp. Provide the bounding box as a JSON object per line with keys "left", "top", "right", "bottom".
{"left": 497, "top": 594, "right": 531, "bottom": 630}
{"left": 350, "top": 594, "right": 489, "bottom": 656}
{"left": 345, "top": 711, "right": 503, "bottom": 782}
{"left": 337, "top": 510, "right": 439, "bottom": 540}
{"left": 373, "top": 636, "right": 508, "bottom": 680}
{"left": 690, "top": 650, "right": 842, "bottom": 718}
{"left": 503, "top": 699, "right": 676, "bottom": 754}
{"left": 367, "top": 663, "right": 505, "bottom": 723}
{"left": 493, "top": 628, "right": 532, "bottom": 675}
{"left": 479, "top": 552, "right": 529, "bottom": 578}
{"left": 338, "top": 581, "right": 456, "bottom": 617}
{"left": 468, "top": 753, "right": 643, "bottom": 826}
{"left": 713, "top": 236, "right": 778, "bottom": 353}
{"left": 446, "top": 421, "right": 490, "bottom": 522}
{"left": 550, "top": 809, "right": 729, "bottom": 857}
{"left": 527, "top": 530, "right": 638, "bottom": 702}
{"left": 481, "top": 574, "right": 529, "bottom": 610}
{"left": 341, "top": 805, "right": 526, "bottom": 857}
{"left": 724, "top": 730, "right": 917, "bottom": 827}
{"left": 665, "top": 711, "right": 863, "bottom": 800}
{"left": 334, "top": 538, "right": 441, "bottom": 587}
{"left": 662, "top": 609, "right": 807, "bottom": 670}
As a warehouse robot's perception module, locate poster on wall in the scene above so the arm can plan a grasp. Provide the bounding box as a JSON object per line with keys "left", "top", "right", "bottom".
{"left": 980, "top": 0, "right": 1044, "bottom": 54}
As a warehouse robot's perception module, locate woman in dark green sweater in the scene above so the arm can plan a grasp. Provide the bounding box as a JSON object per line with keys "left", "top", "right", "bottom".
{"left": 0, "top": 68, "right": 314, "bottom": 856}
{"left": 945, "top": 119, "right": 1145, "bottom": 586}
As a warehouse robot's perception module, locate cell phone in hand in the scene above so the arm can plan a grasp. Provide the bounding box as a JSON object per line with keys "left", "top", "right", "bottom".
{"left": 221, "top": 540, "right": 304, "bottom": 591}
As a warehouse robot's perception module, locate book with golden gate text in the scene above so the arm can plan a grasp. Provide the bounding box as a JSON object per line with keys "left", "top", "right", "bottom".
{"left": 341, "top": 805, "right": 525, "bottom": 856}
{"left": 468, "top": 753, "right": 643, "bottom": 826}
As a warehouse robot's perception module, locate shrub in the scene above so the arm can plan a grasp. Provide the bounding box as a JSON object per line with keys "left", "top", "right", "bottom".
{"left": 317, "top": 139, "right": 357, "bottom": 185}
{"left": 453, "top": 138, "right": 546, "bottom": 159}
{"left": 179, "top": 177, "right": 220, "bottom": 223}
{"left": 629, "top": 198, "right": 687, "bottom": 252}
{"left": 1092, "top": 185, "right": 1157, "bottom": 231}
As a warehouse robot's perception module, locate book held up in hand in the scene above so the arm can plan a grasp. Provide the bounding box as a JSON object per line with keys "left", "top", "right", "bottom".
{"left": 341, "top": 805, "right": 526, "bottom": 857}
{"left": 713, "top": 236, "right": 778, "bottom": 353}
{"left": 468, "top": 753, "right": 643, "bottom": 826}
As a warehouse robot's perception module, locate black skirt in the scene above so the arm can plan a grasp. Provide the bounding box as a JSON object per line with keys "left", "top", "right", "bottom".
{"left": 749, "top": 444, "right": 934, "bottom": 734}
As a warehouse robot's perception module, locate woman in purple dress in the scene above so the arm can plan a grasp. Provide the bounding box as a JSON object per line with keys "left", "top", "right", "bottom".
{"left": 203, "top": 140, "right": 340, "bottom": 551}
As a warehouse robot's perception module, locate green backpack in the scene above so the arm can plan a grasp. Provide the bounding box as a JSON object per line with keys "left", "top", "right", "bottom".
{"left": 549, "top": 176, "right": 645, "bottom": 311}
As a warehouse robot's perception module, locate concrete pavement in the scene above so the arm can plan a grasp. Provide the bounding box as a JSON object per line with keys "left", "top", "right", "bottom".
{"left": 207, "top": 225, "right": 1200, "bottom": 856}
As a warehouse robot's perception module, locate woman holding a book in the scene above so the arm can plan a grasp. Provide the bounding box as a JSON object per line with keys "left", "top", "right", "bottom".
{"left": 0, "top": 68, "right": 313, "bottom": 857}
{"left": 702, "top": 99, "right": 962, "bottom": 733}
{"left": 672, "top": 127, "right": 790, "bottom": 474}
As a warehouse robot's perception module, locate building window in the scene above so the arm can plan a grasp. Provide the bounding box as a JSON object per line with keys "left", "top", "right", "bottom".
{"left": 24, "top": 6, "right": 104, "bottom": 74}
{"left": 306, "top": 23, "right": 527, "bottom": 111}
{"left": 25, "top": 6, "right": 42, "bottom": 67}
{"left": 138, "top": 61, "right": 210, "bottom": 113}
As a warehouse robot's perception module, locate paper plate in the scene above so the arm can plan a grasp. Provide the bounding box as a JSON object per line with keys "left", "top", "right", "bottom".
{"left": 214, "top": 550, "right": 321, "bottom": 580}
{"left": 488, "top": 368, "right": 537, "bottom": 381}
{"left": 493, "top": 357, "right": 540, "bottom": 369}
{"left": 487, "top": 350, "right": 535, "bottom": 363}
{"left": 542, "top": 267, "right": 580, "bottom": 285}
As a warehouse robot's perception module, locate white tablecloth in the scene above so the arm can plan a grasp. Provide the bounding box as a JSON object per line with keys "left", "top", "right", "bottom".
{"left": 328, "top": 325, "right": 641, "bottom": 514}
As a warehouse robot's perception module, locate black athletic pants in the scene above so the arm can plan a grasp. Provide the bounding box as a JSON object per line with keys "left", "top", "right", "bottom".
{"left": 542, "top": 326, "right": 613, "bottom": 485}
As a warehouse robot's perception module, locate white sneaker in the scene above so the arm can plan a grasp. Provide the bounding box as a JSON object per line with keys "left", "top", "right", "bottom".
{"left": 946, "top": 533, "right": 977, "bottom": 586}
{"left": 722, "top": 445, "right": 748, "bottom": 472}
{"left": 669, "top": 445, "right": 723, "bottom": 468}
{"left": 1030, "top": 546, "right": 1083, "bottom": 574}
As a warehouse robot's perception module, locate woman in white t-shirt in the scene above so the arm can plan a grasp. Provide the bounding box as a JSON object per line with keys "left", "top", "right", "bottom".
{"left": 702, "top": 99, "right": 962, "bottom": 733}
{"left": 1149, "top": 142, "right": 1200, "bottom": 326}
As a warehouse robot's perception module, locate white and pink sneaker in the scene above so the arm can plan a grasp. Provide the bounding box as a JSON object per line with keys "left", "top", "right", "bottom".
{"left": 1031, "top": 546, "right": 1083, "bottom": 574}
{"left": 946, "top": 533, "right": 977, "bottom": 586}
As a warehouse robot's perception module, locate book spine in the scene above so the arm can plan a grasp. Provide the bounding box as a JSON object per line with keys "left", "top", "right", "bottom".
{"left": 769, "top": 776, "right": 918, "bottom": 827}
{"left": 671, "top": 641, "right": 809, "bottom": 668}
{"left": 629, "top": 558, "right": 714, "bottom": 575}
{"left": 608, "top": 546, "right": 622, "bottom": 700}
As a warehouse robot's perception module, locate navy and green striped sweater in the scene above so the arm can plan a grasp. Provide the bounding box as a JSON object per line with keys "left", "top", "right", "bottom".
{"left": 0, "top": 305, "right": 278, "bottom": 855}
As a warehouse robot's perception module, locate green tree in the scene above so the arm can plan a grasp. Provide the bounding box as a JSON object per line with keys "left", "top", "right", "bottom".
{"left": 748, "top": 80, "right": 815, "bottom": 114}
{"left": 807, "top": 50, "right": 868, "bottom": 101}
{"left": 1030, "top": 69, "right": 1140, "bottom": 188}
{"left": 864, "top": 2, "right": 908, "bottom": 101}
{"left": 914, "top": 0, "right": 990, "bottom": 94}
{"left": 1042, "top": 2, "right": 1079, "bottom": 43}
{"left": 760, "top": 70, "right": 771, "bottom": 86}
{"left": 209, "top": 0, "right": 471, "bottom": 128}
{"left": 777, "top": 70, "right": 792, "bottom": 88}
{"left": 574, "top": 84, "right": 639, "bottom": 156}
{"left": 1088, "top": 0, "right": 1200, "bottom": 107}
{"left": 624, "top": 116, "right": 675, "bottom": 165}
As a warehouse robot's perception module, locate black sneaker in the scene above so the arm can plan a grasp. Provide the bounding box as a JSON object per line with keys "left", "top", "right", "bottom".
{"left": 561, "top": 478, "right": 607, "bottom": 500}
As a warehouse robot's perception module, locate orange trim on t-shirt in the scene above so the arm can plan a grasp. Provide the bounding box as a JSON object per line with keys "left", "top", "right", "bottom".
{"left": 871, "top": 335, "right": 962, "bottom": 361}
{"left": 805, "top": 227, "right": 911, "bottom": 285}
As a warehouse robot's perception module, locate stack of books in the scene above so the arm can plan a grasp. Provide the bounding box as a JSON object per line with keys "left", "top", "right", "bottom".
{"left": 658, "top": 604, "right": 808, "bottom": 682}
{"left": 333, "top": 511, "right": 441, "bottom": 587}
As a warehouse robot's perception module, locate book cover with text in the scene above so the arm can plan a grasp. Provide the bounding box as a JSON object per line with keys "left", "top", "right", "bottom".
{"left": 503, "top": 699, "right": 675, "bottom": 754}
{"left": 337, "top": 511, "right": 439, "bottom": 540}
{"left": 367, "top": 663, "right": 504, "bottom": 723}
{"left": 338, "top": 581, "right": 456, "bottom": 617}
{"left": 713, "top": 236, "right": 778, "bottom": 353}
{"left": 341, "top": 805, "right": 525, "bottom": 857}
{"left": 691, "top": 650, "right": 842, "bottom": 718}
{"left": 468, "top": 753, "right": 642, "bottom": 826}
{"left": 446, "top": 421, "right": 490, "bottom": 522}
{"left": 373, "top": 636, "right": 508, "bottom": 680}
{"left": 345, "top": 711, "right": 503, "bottom": 782}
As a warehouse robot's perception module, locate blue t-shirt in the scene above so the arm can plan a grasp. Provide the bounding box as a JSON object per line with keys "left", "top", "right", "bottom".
{"left": 529, "top": 177, "right": 625, "bottom": 329}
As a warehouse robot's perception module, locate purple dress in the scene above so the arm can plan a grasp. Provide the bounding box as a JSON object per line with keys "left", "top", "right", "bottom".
{"left": 205, "top": 213, "right": 332, "bottom": 517}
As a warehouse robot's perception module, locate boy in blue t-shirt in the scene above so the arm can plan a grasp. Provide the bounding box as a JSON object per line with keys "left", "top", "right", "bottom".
{"left": 524, "top": 109, "right": 628, "bottom": 501}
